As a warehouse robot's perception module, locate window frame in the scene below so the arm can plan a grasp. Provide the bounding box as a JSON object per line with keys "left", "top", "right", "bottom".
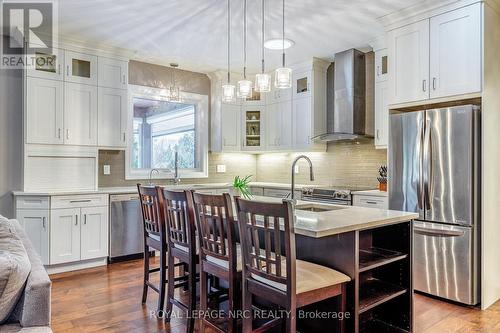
{"left": 125, "top": 84, "right": 209, "bottom": 180}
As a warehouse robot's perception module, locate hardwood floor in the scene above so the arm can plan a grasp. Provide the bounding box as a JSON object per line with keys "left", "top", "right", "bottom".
{"left": 50, "top": 257, "right": 500, "bottom": 333}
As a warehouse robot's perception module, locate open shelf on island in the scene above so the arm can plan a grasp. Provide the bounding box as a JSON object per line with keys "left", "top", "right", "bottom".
{"left": 359, "top": 247, "right": 408, "bottom": 272}
{"left": 359, "top": 278, "right": 407, "bottom": 313}
{"left": 360, "top": 319, "right": 410, "bottom": 333}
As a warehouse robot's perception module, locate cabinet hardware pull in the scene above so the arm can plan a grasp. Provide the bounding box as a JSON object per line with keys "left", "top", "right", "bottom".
{"left": 123, "top": 74, "right": 126, "bottom": 84}
{"left": 366, "top": 201, "right": 379, "bottom": 204}
{"left": 58, "top": 128, "right": 61, "bottom": 139}
{"left": 432, "top": 77, "right": 436, "bottom": 90}
{"left": 84, "top": 214, "right": 87, "bottom": 225}
{"left": 75, "top": 215, "right": 78, "bottom": 225}
{"left": 422, "top": 79, "right": 427, "bottom": 92}
{"left": 376, "top": 129, "right": 380, "bottom": 140}
{"left": 42, "top": 217, "right": 46, "bottom": 229}
{"left": 377, "top": 66, "right": 380, "bottom": 76}
{"left": 123, "top": 132, "right": 126, "bottom": 142}
{"left": 69, "top": 199, "right": 92, "bottom": 203}
{"left": 66, "top": 129, "right": 70, "bottom": 140}
{"left": 58, "top": 64, "right": 61, "bottom": 75}
{"left": 66, "top": 65, "right": 70, "bottom": 76}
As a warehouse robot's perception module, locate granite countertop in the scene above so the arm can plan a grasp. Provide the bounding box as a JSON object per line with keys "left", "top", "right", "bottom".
{"left": 248, "top": 196, "right": 417, "bottom": 238}
{"left": 12, "top": 182, "right": 317, "bottom": 196}
{"left": 351, "top": 189, "right": 388, "bottom": 197}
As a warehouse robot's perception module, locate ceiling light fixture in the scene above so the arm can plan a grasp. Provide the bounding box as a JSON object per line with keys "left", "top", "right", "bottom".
{"left": 274, "top": 0, "right": 292, "bottom": 89}
{"left": 222, "top": 0, "right": 235, "bottom": 103}
{"left": 264, "top": 38, "right": 294, "bottom": 50}
{"left": 168, "top": 63, "right": 180, "bottom": 102}
{"left": 255, "top": 0, "right": 271, "bottom": 93}
{"left": 237, "top": 0, "right": 253, "bottom": 99}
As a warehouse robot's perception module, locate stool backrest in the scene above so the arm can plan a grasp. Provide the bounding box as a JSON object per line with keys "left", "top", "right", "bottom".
{"left": 192, "top": 192, "right": 237, "bottom": 270}
{"left": 137, "top": 184, "right": 164, "bottom": 240}
{"left": 235, "top": 197, "right": 296, "bottom": 293}
{"left": 158, "top": 188, "right": 196, "bottom": 252}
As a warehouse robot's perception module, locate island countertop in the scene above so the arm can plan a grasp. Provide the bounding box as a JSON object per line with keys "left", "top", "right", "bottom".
{"left": 248, "top": 195, "right": 418, "bottom": 238}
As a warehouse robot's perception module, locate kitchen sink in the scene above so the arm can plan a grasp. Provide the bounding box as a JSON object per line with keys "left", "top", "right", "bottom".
{"left": 295, "top": 203, "right": 348, "bottom": 212}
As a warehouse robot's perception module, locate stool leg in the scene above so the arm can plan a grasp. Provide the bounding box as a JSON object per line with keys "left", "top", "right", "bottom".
{"left": 186, "top": 260, "right": 197, "bottom": 333}
{"left": 165, "top": 252, "right": 175, "bottom": 322}
{"left": 242, "top": 282, "right": 252, "bottom": 333}
{"left": 285, "top": 305, "right": 296, "bottom": 333}
{"left": 141, "top": 244, "right": 149, "bottom": 304}
{"left": 157, "top": 248, "right": 166, "bottom": 314}
{"left": 338, "top": 284, "right": 347, "bottom": 333}
{"left": 228, "top": 277, "right": 238, "bottom": 333}
{"left": 199, "top": 268, "right": 208, "bottom": 333}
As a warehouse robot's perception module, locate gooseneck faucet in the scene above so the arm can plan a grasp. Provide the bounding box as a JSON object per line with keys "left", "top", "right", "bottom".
{"left": 290, "top": 155, "right": 315, "bottom": 203}
{"left": 149, "top": 169, "right": 160, "bottom": 185}
{"left": 173, "top": 151, "right": 181, "bottom": 185}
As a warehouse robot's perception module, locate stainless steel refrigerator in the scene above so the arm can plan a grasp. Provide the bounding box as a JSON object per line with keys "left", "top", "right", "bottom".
{"left": 389, "top": 105, "right": 480, "bottom": 305}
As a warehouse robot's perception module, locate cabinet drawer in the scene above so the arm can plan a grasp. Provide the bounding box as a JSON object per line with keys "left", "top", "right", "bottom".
{"left": 16, "top": 196, "right": 50, "bottom": 210}
{"left": 250, "top": 187, "right": 264, "bottom": 196}
{"left": 51, "top": 194, "right": 109, "bottom": 209}
{"left": 353, "top": 195, "right": 388, "bottom": 209}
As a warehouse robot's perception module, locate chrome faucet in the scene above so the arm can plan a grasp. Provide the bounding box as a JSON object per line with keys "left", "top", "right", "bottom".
{"left": 149, "top": 169, "right": 160, "bottom": 185}
{"left": 173, "top": 151, "right": 181, "bottom": 185}
{"left": 290, "top": 155, "right": 315, "bottom": 203}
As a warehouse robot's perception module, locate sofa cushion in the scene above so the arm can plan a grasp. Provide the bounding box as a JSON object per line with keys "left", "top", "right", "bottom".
{"left": 0, "top": 217, "right": 31, "bottom": 324}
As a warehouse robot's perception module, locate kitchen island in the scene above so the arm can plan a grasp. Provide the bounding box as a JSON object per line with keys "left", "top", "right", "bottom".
{"left": 249, "top": 196, "right": 418, "bottom": 333}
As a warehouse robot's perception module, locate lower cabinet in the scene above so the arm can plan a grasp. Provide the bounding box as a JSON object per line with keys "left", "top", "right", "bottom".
{"left": 80, "top": 206, "right": 109, "bottom": 260}
{"left": 16, "top": 210, "right": 49, "bottom": 265}
{"left": 352, "top": 194, "right": 388, "bottom": 209}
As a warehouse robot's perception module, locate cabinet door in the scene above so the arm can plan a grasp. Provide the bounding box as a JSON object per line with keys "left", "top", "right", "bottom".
{"left": 242, "top": 108, "right": 265, "bottom": 151}
{"left": 388, "top": 20, "right": 429, "bottom": 104}
{"left": 80, "top": 206, "right": 109, "bottom": 260}
{"left": 50, "top": 208, "right": 80, "bottom": 264}
{"left": 265, "top": 103, "right": 281, "bottom": 149}
{"left": 293, "top": 70, "right": 311, "bottom": 98}
{"left": 292, "top": 96, "right": 312, "bottom": 148}
{"left": 429, "top": 3, "right": 481, "bottom": 98}
{"left": 64, "top": 50, "right": 97, "bottom": 85}
{"left": 221, "top": 103, "right": 241, "bottom": 151}
{"left": 279, "top": 100, "right": 293, "bottom": 149}
{"left": 98, "top": 57, "right": 128, "bottom": 89}
{"left": 375, "top": 49, "right": 388, "bottom": 82}
{"left": 27, "top": 77, "right": 64, "bottom": 144}
{"left": 64, "top": 82, "right": 98, "bottom": 145}
{"left": 27, "top": 47, "right": 64, "bottom": 81}
{"left": 375, "top": 81, "right": 389, "bottom": 148}
{"left": 98, "top": 87, "right": 128, "bottom": 147}
{"left": 17, "top": 210, "right": 49, "bottom": 265}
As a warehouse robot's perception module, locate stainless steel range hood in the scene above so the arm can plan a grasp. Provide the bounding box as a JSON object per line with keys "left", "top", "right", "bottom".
{"left": 314, "top": 49, "right": 372, "bottom": 141}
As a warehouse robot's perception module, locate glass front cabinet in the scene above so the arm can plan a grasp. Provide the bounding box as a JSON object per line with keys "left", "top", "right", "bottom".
{"left": 64, "top": 50, "right": 98, "bottom": 85}
{"left": 27, "top": 47, "right": 64, "bottom": 80}
{"left": 242, "top": 108, "right": 265, "bottom": 151}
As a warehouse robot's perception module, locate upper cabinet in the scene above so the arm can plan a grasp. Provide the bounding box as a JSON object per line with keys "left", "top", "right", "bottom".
{"left": 375, "top": 49, "right": 388, "bottom": 83}
{"left": 27, "top": 47, "right": 64, "bottom": 81}
{"left": 387, "top": 20, "right": 430, "bottom": 104}
{"left": 64, "top": 82, "right": 98, "bottom": 146}
{"left": 242, "top": 107, "right": 265, "bottom": 151}
{"left": 98, "top": 57, "right": 128, "bottom": 89}
{"left": 220, "top": 103, "right": 242, "bottom": 152}
{"left": 387, "top": 3, "right": 482, "bottom": 105}
{"left": 293, "top": 69, "right": 312, "bottom": 98}
{"left": 64, "top": 50, "right": 98, "bottom": 85}
{"left": 98, "top": 87, "right": 128, "bottom": 148}
{"left": 429, "top": 4, "right": 481, "bottom": 98}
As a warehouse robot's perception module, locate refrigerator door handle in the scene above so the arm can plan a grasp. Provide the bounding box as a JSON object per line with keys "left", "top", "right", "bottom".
{"left": 414, "top": 226, "right": 465, "bottom": 237}
{"left": 417, "top": 121, "right": 424, "bottom": 210}
{"left": 423, "top": 120, "right": 432, "bottom": 209}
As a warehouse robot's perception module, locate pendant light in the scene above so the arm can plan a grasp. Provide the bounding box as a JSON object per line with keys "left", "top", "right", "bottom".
{"left": 274, "top": 0, "right": 292, "bottom": 89}
{"left": 169, "top": 63, "right": 180, "bottom": 102}
{"left": 255, "top": 0, "right": 271, "bottom": 93}
{"left": 222, "top": 0, "right": 235, "bottom": 102}
{"left": 237, "top": 0, "right": 253, "bottom": 99}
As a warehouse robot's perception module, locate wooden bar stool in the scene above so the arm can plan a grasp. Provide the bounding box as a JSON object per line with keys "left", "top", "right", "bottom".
{"left": 192, "top": 192, "right": 240, "bottom": 333}
{"left": 235, "top": 198, "right": 351, "bottom": 333}
{"left": 158, "top": 188, "right": 199, "bottom": 333}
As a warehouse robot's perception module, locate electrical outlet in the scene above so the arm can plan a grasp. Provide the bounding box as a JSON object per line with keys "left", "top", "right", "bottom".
{"left": 103, "top": 165, "right": 111, "bottom": 175}
{"left": 294, "top": 165, "right": 300, "bottom": 174}
{"left": 216, "top": 164, "right": 226, "bottom": 173}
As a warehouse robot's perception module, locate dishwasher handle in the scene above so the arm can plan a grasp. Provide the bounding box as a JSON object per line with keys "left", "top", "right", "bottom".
{"left": 110, "top": 194, "right": 140, "bottom": 202}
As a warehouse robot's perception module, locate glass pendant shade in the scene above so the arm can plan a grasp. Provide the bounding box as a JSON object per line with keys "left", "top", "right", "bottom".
{"left": 274, "top": 67, "right": 292, "bottom": 89}
{"left": 169, "top": 86, "right": 180, "bottom": 102}
{"left": 222, "top": 83, "right": 236, "bottom": 102}
{"left": 237, "top": 79, "right": 253, "bottom": 99}
{"left": 255, "top": 73, "right": 271, "bottom": 92}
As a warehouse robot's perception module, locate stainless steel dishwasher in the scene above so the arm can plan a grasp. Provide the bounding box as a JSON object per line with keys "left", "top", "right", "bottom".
{"left": 109, "top": 193, "right": 144, "bottom": 262}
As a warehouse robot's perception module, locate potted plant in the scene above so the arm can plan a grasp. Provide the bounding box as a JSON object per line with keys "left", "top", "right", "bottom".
{"left": 232, "top": 175, "right": 252, "bottom": 199}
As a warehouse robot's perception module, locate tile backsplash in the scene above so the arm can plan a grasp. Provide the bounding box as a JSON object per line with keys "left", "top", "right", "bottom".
{"left": 255, "top": 141, "right": 387, "bottom": 189}
{"left": 99, "top": 140, "right": 386, "bottom": 189}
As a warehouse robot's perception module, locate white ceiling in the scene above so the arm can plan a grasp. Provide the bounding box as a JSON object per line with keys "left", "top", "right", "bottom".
{"left": 58, "top": 0, "right": 424, "bottom": 74}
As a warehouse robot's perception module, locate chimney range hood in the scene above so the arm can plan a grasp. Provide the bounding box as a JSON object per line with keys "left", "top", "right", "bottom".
{"left": 314, "top": 49, "right": 372, "bottom": 141}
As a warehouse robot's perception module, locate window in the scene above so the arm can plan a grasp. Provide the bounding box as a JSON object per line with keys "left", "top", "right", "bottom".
{"left": 126, "top": 85, "right": 209, "bottom": 180}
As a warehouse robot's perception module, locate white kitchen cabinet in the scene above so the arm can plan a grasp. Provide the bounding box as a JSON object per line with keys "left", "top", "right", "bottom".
{"left": 50, "top": 208, "right": 81, "bottom": 265}
{"left": 17, "top": 210, "right": 49, "bottom": 265}
{"left": 27, "top": 77, "right": 64, "bottom": 145}
{"left": 242, "top": 107, "right": 265, "bottom": 151}
{"left": 293, "top": 69, "right": 312, "bottom": 98}
{"left": 388, "top": 20, "right": 429, "bottom": 104}
{"left": 64, "top": 50, "right": 97, "bottom": 85}
{"left": 27, "top": 47, "right": 64, "bottom": 81}
{"left": 266, "top": 101, "right": 292, "bottom": 150}
{"left": 64, "top": 82, "right": 98, "bottom": 146}
{"left": 268, "top": 85, "right": 292, "bottom": 104}
{"left": 374, "top": 80, "right": 389, "bottom": 149}
{"left": 98, "top": 87, "right": 128, "bottom": 148}
{"left": 279, "top": 100, "right": 293, "bottom": 149}
{"left": 221, "top": 103, "right": 241, "bottom": 151}
{"left": 375, "top": 49, "right": 388, "bottom": 83}
{"left": 352, "top": 194, "right": 388, "bottom": 209}
{"left": 292, "top": 96, "right": 313, "bottom": 149}
{"left": 429, "top": 3, "right": 481, "bottom": 98}
{"left": 98, "top": 57, "right": 128, "bottom": 89}
{"left": 80, "top": 206, "right": 109, "bottom": 260}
